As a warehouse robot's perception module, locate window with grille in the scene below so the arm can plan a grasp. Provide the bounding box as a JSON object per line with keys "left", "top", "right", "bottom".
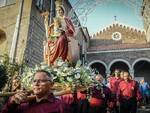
{"left": 0, "top": 0, "right": 16, "bottom": 8}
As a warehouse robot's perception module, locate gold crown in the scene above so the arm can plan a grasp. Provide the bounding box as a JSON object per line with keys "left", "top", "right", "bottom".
{"left": 55, "top": 0, "right": 62, "bottom": 7}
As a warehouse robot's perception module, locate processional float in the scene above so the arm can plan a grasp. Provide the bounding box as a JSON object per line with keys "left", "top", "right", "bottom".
{"left": 0, "top": 0, "right": 103, "bottom": 102}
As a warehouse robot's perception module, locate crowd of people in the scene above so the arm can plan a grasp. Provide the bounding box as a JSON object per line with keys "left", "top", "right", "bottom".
{"left": 1, "top": 69, "right": 150, "bottom": 113}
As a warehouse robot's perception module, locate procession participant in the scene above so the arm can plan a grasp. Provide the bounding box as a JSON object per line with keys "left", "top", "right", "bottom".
{"left": 119, "top": 70, "right": 124, "bottom": 81}
{"left": 1, "top": 70, "right": 64, "bottom": 113}
{"left": 60, "top": 93, "right": 74, "bottom": 113}
{"left": 109, "top": 69, "right": 121, "bottom": 113}
{"left": 139, "top": 79, "right": 150, "bottom": 105}
{"left": 117, "top": 71, "right": 142, "bottom": 113}
{"left": 106, "top": 76, "right": 111, "bottom": 88}
{"left": 77, "top": 90, "right": 89, "bottom": 113}
{"left": 89, "top": 74, "right": 112, "bottom": 113}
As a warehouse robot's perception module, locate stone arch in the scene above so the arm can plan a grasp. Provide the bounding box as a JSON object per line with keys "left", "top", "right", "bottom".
{"left": 108, "top": 59, "right": 131, "bottom": 75}
{"left": 132, "top": 58, "right": 150, "bottom": 82}
{"left": 132, "top": 58, "right": 150, "bottom": 69}
{"left": 88, "top": 60, "right": 107, "bottom": 77}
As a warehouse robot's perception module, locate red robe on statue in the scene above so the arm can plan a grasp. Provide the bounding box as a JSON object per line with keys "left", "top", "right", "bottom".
{"left": 47, "top": 17, "right": 75, "bottom": 64}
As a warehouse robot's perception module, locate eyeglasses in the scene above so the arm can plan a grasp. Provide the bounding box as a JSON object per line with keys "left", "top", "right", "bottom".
{"left": 32, "top": 79, "right": 51, "bottom": 85}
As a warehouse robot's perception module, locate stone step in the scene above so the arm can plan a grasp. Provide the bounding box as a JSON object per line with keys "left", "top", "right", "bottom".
{"left": 137, "top": 105, "right": 150, "bottom": 113}
{"left": 137, "top": 109, "right": 150, "bottom": 113}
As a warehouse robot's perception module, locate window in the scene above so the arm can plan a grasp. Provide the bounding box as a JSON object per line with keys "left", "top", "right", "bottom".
{"left": 0, "top": 0, "right": 6, "bottom": 7}
{"left": 112, "top": 32, "right": 122, "bottom": 41}
{"left": 0, "top": 29, "right": 6, "bottom": 44}
{"left": 35, "top": 0, "right": 51, "bottom": 12}
{"left": 0, "top": 0, "right": 16, "bottom": 8}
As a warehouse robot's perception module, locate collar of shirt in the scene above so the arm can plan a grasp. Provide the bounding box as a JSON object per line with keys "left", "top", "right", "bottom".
{"left": 35, "top": 93, "right": 55, "bottom": 103}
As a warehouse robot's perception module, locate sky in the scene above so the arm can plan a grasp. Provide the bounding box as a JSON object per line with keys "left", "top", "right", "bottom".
{"left": 69, "top": 0, "right": 144, "bottom": 35}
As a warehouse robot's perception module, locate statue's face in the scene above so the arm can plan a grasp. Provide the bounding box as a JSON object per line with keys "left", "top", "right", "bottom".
{"left": 56, "top": 7, "right": 64, "bottom": 17}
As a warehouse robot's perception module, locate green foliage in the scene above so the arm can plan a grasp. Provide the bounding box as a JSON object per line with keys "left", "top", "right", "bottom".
{"left": 0, "top": 64, "right": 8, "bottom": 91}
{"left": 0, "top": 54, "right": 25, "bottom": 91}
{"left": 21, "top": 59, "right": 96, "bottom": 90}
{"left": 2, "top": 54, "right": 22, "bottom": 76}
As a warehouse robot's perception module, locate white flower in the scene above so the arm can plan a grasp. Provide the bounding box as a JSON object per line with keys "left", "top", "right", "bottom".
{"left": 57, "top": 59, "right": 64, "bottom": 66}
{"left": 53, "top": 68, "right": 58, "bottom": 72}
{"left": 61, "top": 73, "right": 67, "bottom": 77}
{"left": 34, "top": 65, "right": 40, "bottom": 71}
{"left": 75, "top": 73, "right": 80, "bottom": 79}
{"left": 40, "top": 63, "right": 48, "bottom": 69}
{"left": 57, "top": 70, "right": 62, "bottom": 75}
{"left": 53, "top": 76, "right": 57, "bottom": 80}
{"left": 63, "top": 67, "right": 68, "bottom": 72}
{"left": 67, "top": 77, "right": 73, "bottom": 82}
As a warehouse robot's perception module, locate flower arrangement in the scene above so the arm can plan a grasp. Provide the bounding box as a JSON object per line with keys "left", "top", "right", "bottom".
{"left": 21, "top": 59, "right": 96, "bottom": 91}
{"left": 0, "top": 58, "right": 104, "bottom": 98}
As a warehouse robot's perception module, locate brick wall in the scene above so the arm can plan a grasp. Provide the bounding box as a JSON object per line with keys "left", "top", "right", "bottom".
{"left": 23, "top": 0, "right": 46, "bottom": 67}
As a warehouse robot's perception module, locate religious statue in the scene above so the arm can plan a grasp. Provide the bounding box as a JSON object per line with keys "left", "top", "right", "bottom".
{"left": 43, "top": 4, "right": 75, "bottom": 66}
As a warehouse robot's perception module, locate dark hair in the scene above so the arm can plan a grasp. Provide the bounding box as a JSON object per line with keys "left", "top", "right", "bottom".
{"left": 112, "top": 69, "right": 120, "bottom": 76}
{"left": 34, "top": 70, "right": 53, "bottom": 82}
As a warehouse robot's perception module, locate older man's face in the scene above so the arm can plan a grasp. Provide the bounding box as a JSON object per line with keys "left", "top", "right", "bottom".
{"left": 95, "top": 75, "right": 103, "bottom": 83}
{"left": 123, "top": 72, "right": 129, "bottom": 81}
{"left": 32, "top": 72, "right": 52, "bottom": 97}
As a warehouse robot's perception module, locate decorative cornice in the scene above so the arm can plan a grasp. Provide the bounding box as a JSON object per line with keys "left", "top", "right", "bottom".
{"left": 92, "top": 22, "right": 146, "bottom": 38}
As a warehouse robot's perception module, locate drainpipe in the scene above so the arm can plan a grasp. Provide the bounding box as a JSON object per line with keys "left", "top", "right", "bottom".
{"left": 49, "top": 0, "right": 55, "bottom": 24}
{"left": 82, "top": 40, "right": 85, "bottom": 65}
{"left": 9, "top": 0, "right": 24, "bottom": 63}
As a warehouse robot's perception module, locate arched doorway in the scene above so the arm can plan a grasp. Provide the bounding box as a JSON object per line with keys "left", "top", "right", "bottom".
{"left": 90, "top": 62, "right": 107, "bottom": 78}
{"left": 0, "top": 29, "right": 6, "bottom": 44}
{"left": 0, "top": 29, "right": 6, "bottom": 55}
{"left": 134, "top": 60, "right": 150, "bottom": 83}
{"left": 110, "top": 61, "right": 130, "bottom": 74}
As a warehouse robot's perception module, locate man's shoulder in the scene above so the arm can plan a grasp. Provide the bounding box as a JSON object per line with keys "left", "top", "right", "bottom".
{"left": 119, "top": 80, "right": 125, "bottom": 85}
{"left": 53, "top": 96, "right": 64, "bottom": 104}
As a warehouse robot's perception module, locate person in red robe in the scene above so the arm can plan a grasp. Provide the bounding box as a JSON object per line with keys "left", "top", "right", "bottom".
{"left": 45, "top": 5, "right": 75, "bottom": 65}
{"left": 109, "top": 69, "right": 121, "bottom": 113}
{"left": 89, "top": 74, "right": 112, "bottom": 113}
{"left": 1, "top": 70, "right": 64, "bottom": 113}
{"left": 77, "top": 90, "right": 89, "bottom": 113}
{"left": 60, "top": 93, "right": 75, "bottom": 113}
{"left": 117, "top": 71, "right": 142, "bottom": 113}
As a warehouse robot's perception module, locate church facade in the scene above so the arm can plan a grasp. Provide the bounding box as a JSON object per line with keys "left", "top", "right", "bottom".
{"left": 86, "top": 21, "right": 150, "bottom": 82}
